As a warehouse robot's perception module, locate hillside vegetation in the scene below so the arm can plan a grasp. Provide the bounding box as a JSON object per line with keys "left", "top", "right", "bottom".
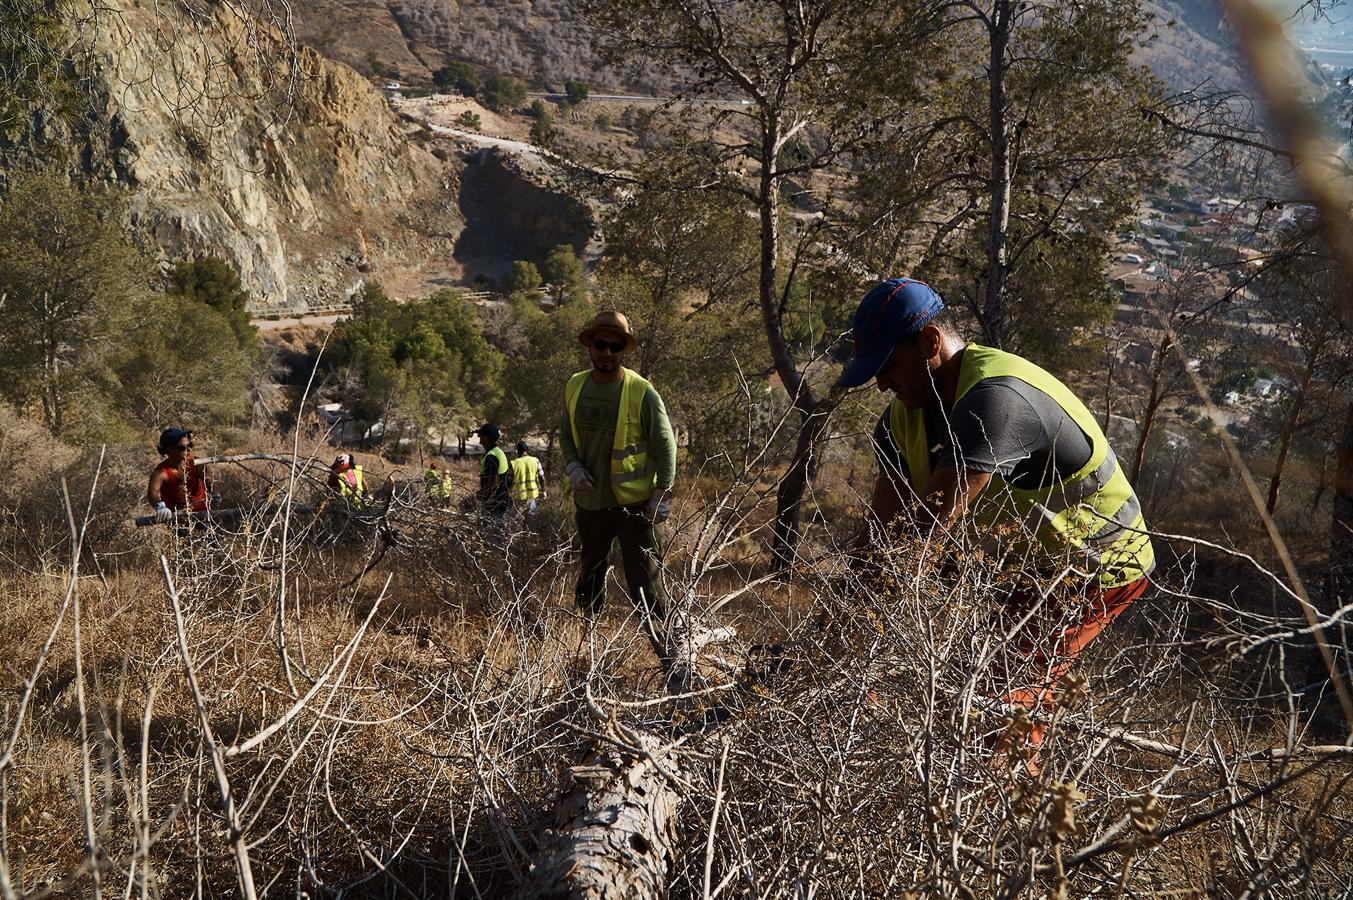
{"left": 1, "top": 0, "right": 1351, "bottom": 896}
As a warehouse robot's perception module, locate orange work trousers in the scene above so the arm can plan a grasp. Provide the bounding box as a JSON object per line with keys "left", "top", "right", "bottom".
{"left": 997, "top": 576, "right": 1151, "bottom": 760}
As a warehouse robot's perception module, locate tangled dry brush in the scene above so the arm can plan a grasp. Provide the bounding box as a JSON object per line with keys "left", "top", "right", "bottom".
{"left": 0, "top": 429, "right": 1349, "bottom": 898}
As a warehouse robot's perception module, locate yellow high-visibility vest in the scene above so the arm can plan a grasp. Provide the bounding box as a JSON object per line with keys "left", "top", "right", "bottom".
{"left": 564, "top": 367, "right": 657, "bottom": 505}
{"left": 336, "top": 466, "right": 366, "bottom": 506}
{"left": 510, "top": 455, "right": 542, "bottom": 500}
{"left": 887, "top": 344, "right": 1154, "bottom": 587}
{"left": 424, "top": 469, "right": 452, "bottom": 500}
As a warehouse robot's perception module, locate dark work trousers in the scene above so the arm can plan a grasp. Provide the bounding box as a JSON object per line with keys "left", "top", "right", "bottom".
{"left": 575, "top": 503, "right": 670, "bottom": 626}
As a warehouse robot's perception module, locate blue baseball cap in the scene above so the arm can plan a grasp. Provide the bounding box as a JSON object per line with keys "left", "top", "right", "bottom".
{"left": 836, "top": 278, "right": 944, "bottom": 389}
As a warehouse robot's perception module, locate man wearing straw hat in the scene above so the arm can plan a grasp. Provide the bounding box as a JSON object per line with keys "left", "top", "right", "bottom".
{"left": 562, "top": 310, "right": 677, "bottom": 641}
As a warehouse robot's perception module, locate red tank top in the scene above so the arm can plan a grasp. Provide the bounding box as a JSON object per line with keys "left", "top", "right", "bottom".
{"left": 157, "top": 458, "right": 208, "bottom": 511}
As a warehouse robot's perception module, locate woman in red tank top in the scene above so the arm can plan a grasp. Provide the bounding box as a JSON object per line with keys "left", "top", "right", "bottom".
{"left": 146, "top": 427, "right": 210, "bottom": 514}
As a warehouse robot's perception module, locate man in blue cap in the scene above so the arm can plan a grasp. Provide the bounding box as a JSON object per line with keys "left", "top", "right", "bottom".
{"left": 839, "top": 277, "right": 1155, "bottom": 758}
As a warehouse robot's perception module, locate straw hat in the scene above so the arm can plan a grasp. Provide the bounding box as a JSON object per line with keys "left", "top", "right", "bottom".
{"left": 577, "top": 309, "right": 638, "bottom": 352}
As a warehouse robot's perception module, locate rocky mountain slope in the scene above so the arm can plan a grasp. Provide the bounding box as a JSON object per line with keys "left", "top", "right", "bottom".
{"left": 291, "top": 0, "right": 616, "bottom": 90}
{"left": 36, "top": 0, "right": 1323, "bottom": 313}
{"left": 1137, "top": 0, "right": 1328, "bottom": 95}
{"left": 1140, "top": 0, "right": 1250, "bottom": 92}
{"left": 286, "top": 0, "right": 1312, "bottom": 97}
{"left": 52, "top": 0, "right": 467, "bottom": 310}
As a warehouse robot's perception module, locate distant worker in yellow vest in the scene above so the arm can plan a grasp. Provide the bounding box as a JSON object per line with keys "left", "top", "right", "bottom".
{"left": 511, "top": 440, "right": 546, "bottom": 515}
{"left": 329, "top": 453, "right": 368, "bottom": 507}
{"left": 838, "top": 278, "right": 1155, "bottom": 753}
{"left": 473, "top": 423, "right": 511, "bottom": 524}
{"left": 562, "top": 310, "right": 677, "bottom": 641}
{"left": 424, "top": 462, "right": 453, "bottom": 508}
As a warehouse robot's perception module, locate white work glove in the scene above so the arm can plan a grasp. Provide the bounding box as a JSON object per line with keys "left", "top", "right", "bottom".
{"left": 565, "top": 460, "right": 595, "bottom": 493}
{"left": 153, "top": 502, "right": 173, "bottom": 522}
{"left": 644, "top": 489, "right": 671, "bottom": 524}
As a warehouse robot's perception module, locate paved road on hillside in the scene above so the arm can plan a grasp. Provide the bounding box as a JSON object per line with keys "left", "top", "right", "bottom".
{"left": 254, "top": 313, "right": 347, "bottom": 331}
{"left": 527, "top": 91, "right": 751, "bottom": 107}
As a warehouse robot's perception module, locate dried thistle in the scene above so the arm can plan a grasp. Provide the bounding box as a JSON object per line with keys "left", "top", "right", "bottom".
{"left": 1046, "top": 780, "right": 1087, "bottom": 844}
{"left": 1127, "top": 792, "right": 1164, "bottom": 848}
{"left": 1056, "top": 671, "right": 1090, "bottom": 712}
{"left": 996, "top": 705, "right": 1034, "bottom": 757}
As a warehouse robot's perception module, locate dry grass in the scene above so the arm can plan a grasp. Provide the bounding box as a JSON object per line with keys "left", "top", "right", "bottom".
{"left": 0, "top": 424, "right": 1350, "bottom": 898}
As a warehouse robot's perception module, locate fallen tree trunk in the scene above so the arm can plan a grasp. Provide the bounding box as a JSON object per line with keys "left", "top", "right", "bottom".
{"left": 524, "top": 622, "right": 741, "bottom": 898}
{"left": 525, "top": 731, "right": 682, "bottom": 900}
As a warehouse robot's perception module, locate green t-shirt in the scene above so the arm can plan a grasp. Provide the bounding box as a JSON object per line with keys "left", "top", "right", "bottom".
{"left": 560, "top": 374, "right": 676, "bottom": 511}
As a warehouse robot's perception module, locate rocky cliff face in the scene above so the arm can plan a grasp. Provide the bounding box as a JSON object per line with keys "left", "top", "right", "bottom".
{"left": 61, "top": 0, "right": 464, "bottom": 310}
{"left": 288, "top": 0, "right": 654, "bottom": 92}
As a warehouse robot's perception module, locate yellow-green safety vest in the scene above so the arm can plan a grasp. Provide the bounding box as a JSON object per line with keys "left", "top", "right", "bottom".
{"left": 336, "top": 466, "right": 366, "bottom": 506}
{"left": 510, "top": 455, "right": 543, "bottom": 500}
{"left": 424, "top": 469, "right": 452, "bottom": 500}
{"left": 565, "top": 367, "right": 658, "bottom": 505}
{"left": 887, "top": 344, "right": 1154, "bottom": 587}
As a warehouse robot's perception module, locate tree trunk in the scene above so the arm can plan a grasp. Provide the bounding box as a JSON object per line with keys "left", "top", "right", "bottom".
{"left": 1312, "top": 449, "right": 1331, "bottom": 513}
{"left": 755, "top": 116, "right": 795, "bottom": 399}
{"left": 981, "top": 0, "right": 1014, "bottom": 349}
{"left": 1265, "top": 360, "right": 1314, "bottom": 514}
{"left": 1131, "top": 331, "right": 1171, "bottom": 485}
{"left": 753, "top": 108, "right": 827, "bottom": 567}
{"left": 1331, "top": 400, "right": 1353, "bottom": 609}
{"left": 41, "top": 313, "right": 61, "bottom": 435}
{"left": 772, "top": 398, "right": 837, "bottom": 568}
{"left": 526, "top": 733, "right": 681, "bottom": 900}
{"left": 1101, "top": 337, "right": 1116, "bottom": 433}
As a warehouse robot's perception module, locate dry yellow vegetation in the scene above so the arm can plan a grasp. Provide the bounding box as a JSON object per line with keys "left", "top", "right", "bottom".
{"left": 0, "top": 420, "right": 1349, "bottom": 897}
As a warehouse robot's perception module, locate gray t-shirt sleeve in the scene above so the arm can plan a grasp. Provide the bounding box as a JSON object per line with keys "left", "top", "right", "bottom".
{"left": 935, "top": 379, "right": 1094, "bottom": 490}
{"left": 877, "top": 379, "right": 1094, "bottom": 490}
{"left": 935, "top": 381, "right": 1045, "bottom": 477}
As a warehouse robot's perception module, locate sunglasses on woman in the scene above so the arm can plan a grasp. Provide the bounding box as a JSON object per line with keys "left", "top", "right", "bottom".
{"left": 591, "top": 338, "right": 626, "bottom": 353}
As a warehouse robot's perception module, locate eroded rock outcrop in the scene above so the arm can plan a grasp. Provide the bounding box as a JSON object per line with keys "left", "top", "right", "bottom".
{"left": 455, "top": 147, "right": 595, "bottom": 280}
{"left": 60, "top": 0, "right": 463, "bottom": 310}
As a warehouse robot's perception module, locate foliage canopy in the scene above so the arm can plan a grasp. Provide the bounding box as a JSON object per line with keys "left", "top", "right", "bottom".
{"left": 334, "top": 284, "right": 505, "bottom": 449}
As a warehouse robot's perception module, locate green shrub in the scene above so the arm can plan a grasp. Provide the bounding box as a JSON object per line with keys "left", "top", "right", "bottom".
{"left": 480, "top": 74, "right": 526, "bottom": 113}
{"left": 433, "top": 60, "right": 480, "bottom": 97}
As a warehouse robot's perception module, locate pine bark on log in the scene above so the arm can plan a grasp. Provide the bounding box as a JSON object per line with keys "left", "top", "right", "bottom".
{"left": 525, "top": 732, "right": 681, "bottom": 900}
{"left": 524, "top": 625, "right": 738, "bottom": 898}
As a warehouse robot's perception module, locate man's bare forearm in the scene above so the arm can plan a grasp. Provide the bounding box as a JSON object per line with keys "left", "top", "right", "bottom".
{"left": 920, "top": 467, "right": 992, "bottom": 531}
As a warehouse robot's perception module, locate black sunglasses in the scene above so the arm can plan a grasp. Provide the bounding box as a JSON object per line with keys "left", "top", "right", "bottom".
{"left": 591, "top": 338, "right": 626, "bottom": 353}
